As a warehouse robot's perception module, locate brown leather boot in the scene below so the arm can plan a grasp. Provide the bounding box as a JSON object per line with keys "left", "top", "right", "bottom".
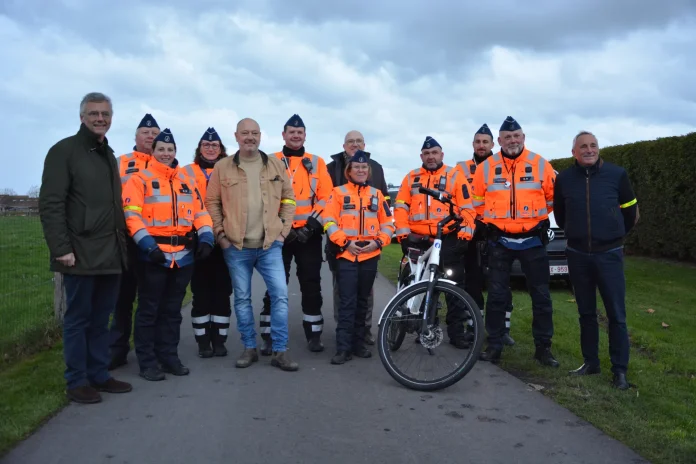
{"left": 235, "top": 348, "right": 259, "bottom": 368}
{"left": 271, "top": 351, "right": 299, "bottom": 371}
{"left": 66, "top": 386, "right": 102, "bottom": 404}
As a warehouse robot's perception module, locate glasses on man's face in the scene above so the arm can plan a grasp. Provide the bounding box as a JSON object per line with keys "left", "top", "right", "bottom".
{"left": 201, "top": 143, "right": 220, "bottom": 150}
{"left": 345, "top": 139, "right": 364, "bottom": 145}
{"left": 86, "top": 111, "right": 111, "bottom": 119}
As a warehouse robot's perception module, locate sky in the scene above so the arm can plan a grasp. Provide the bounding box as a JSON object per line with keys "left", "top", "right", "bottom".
{"left": 1, "top": 0, "right": 695, "bottom": 194}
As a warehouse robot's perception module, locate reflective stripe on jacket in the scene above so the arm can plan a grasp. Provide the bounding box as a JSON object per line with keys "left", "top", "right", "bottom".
{"left": 393, "top": 164, "right": 476, "bottom": 240}
{"left": 274, "top": 151, "right": 333, "bottom": 228}
{"left": 122, "top": 158, "right": 214, "bottom": 268}
{"left": 118, "top": 151, "right": 151, "bottom": 185}
{"left": 322, "top": 181, "right": 394, "bottom": 262}
{"left": 182, "top": 163, "right": 214, "bottom": 202}
{"left": 470, "top": 147, "right": 555, "bottom": 235}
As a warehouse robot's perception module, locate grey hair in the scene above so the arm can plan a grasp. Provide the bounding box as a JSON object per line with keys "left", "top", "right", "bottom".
{"left": 79, "top": 92, "right": 113, "bottom": 116}
{"left": 572, "top": 130, "right": 598, "bottom": 149}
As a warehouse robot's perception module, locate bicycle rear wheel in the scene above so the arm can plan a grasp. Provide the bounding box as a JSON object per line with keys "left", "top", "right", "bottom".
{"left": 377, "top": 280, "right": 484, "bottom": 391}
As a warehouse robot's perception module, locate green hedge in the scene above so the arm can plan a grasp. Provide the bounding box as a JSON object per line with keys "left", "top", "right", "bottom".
{"left": 550, "top": 132, "right": 696, "bottom": 262}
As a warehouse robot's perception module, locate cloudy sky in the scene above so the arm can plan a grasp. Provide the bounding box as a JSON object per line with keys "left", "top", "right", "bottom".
{"left": 1, "top": 0, "right": 695, "bottom": 194}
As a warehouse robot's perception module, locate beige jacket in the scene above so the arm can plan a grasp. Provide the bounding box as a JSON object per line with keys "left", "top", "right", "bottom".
{"left": 205, "top": 150, "right": 296, "bottom": 250}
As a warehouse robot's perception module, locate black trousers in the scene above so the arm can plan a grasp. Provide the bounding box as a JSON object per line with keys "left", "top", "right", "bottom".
{"left": 439, "top": 234, "right": 469, "bottom": 340}
{"left": 108, "top": 238, "right": 139, "bottom": 362}
{"left": 336, "top": 256, "right": 379, "bottom": 352}
{"left": 486, "top": 244, "right": 553, "bottom": 349}
{"left": 190, "top": 245, "right": 232, "bottom": 346}
{"left": 134, "top": 261, "right": 194, "bottom": 370}
{"left": 567, "top": 247, "right": 629, "bottom": 374}
{"left": 261, "top": 231, "right": 324, "bottom": 340}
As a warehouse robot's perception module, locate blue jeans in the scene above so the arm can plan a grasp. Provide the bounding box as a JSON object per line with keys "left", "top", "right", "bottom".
{"left": 62, "top": 274, "right": 121, "bottom": 389}
{"left": 223, "top": 241, "right": 289, "bottom": 352}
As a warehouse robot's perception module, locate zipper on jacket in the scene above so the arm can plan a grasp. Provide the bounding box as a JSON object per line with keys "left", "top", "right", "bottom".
{"left": 510, "top": 163, "right": 517, "bottom": 220}
{"left": 585, "top": 170, "right": 591, "bottom": 252}
{"left": 425, "top": 176, "right": 430, "bottom": 221}
{"left": 169, "top": 180, "right": 178, "bottom": 226}
{"left": 358, "top": 185, "right": 364, "bottom": 263}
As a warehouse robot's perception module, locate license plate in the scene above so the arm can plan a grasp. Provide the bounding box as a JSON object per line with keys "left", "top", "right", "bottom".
{"left": 550, "top": 265, "right": 568, "bottom": 275}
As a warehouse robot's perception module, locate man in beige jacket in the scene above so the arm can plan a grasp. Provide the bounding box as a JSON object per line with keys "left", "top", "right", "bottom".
{"left": 205, "top": 118, "right": 299, "bottom": 372}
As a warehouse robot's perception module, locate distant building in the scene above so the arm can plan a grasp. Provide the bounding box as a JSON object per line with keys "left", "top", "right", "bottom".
{"left": 0, "top": 195, "right": 39, "bottom": 214}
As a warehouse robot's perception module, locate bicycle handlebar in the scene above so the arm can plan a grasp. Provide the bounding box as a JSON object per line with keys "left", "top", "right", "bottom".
{"left": 417, "top": 186, "right": 463, "bottom": 238}
{"left": 418, "top": 186, "right": 453, "bottom": 205}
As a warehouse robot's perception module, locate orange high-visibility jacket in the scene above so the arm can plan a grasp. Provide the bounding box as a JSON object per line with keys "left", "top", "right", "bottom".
{"left": 321, "top": 182, "right": 394, "bottom": 262}
{"left": 470, "top": 148, "right": 555, "bottom": 235}
{"left": 274, "top": 151, "right": 333, "bottom": 228}
{"left": 122, "top": 158, "right": 214, "bottom": 268}
{"left": 118, "top": 151, "right": 151, "bottom": 185}
{"left": 393, "top": 164, "right": 476, "bottom": 240}
{"left": 456, "top": 159, "right": 478, "bottom": 186}
{"left": 182, "top": 163, "right": 214, "bottom": 202}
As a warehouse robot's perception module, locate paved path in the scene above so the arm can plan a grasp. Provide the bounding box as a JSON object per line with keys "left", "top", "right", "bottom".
{"left": 3, "top": 260, "right": 648, "bottom": 464}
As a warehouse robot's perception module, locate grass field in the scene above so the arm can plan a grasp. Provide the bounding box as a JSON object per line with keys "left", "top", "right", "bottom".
{"left": 378, "top": 244, "right": 696, "bottom": 464}
{"left": 0, "top": 216, "right": 60, "bottom": 362}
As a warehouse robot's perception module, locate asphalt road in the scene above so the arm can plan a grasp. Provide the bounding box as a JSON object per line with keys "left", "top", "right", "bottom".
{"left": 3, "top": 260, "right": 648, "bottom": 464}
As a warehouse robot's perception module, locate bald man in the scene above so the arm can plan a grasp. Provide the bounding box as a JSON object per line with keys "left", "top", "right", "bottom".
{"left": 326, "top": 130, "right": 390, "bottom": 344}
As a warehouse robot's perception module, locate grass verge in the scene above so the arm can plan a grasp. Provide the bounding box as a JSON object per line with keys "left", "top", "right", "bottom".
{"left": 378, "top": 243, "right": 696, "bottom": 464}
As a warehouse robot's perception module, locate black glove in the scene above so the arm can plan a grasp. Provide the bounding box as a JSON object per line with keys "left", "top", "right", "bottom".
{"left": 195, "top": 242, "right": 213, "bottom": 260}
{"left": 284, "top": 228, "right": 298, "bottom": 244}
{"left": 306, "top": 215, "right": 323, "bottom": 233}
{"left": 148, "top": 246, "right": 166, "bottom": 264}
{"left": 295, "top": 226, "right": 313, "bottom": 243}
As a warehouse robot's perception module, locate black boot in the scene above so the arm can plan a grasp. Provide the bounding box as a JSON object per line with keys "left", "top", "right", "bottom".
{"left": 213, "top": 343, "right": 228, "bottom": 357}
{"left": 479, "top": 346, "right": 502, "bottom": 364}
{"left": 569, "top": 363, "right": 601, "bottom": 376}
{"left": 331, "top": 351, "right": 353, "bottom": 365}
{"left": 307, "top": 335, "right": 324, "bottom": 352}
{"left": 139, "top": 367, "right": 166, "bottom": 381}
{"left": 353, "top": 347, "right": 372, "bottom": 358}
{"left": 450, "top": 332, "right": 474, "bottom": 349}
{"left": 502, "top": 332, "right": 515, "bottom": 346}
{"left": 198, "top": 341, "right": 214, "bottom": 358}
{"left": 161, "top": 362, "right": 190, "bottom": 376}
{"left": 612, "top": 372, "right": 630, "bottom": 390}
{"left": 260, "top": 336, "right": 273, "bottom": 356}
{"left": 534, "top": 346, "right": 559, "bottom": 368}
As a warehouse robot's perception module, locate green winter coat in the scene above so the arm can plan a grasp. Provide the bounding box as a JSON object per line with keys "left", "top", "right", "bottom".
{"left": 39, "top": 123, "right": 127, "bottom": 275}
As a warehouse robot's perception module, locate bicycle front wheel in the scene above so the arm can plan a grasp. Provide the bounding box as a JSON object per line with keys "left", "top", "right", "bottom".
{"left": 377, "top": 280, "right": 484, "bottom": 391}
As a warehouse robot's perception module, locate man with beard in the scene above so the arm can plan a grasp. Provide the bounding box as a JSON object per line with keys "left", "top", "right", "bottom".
{"left": 326, "top": 130, "right": 390, "bottom": 345}
{"left": 471, "top": 116, "right": 558, "bottom": 367}
{"left": 108, "top": 113, "right": 160, "bottom": 370}
{"left": 456, "top": 124, "right": 515, "bottom": 347}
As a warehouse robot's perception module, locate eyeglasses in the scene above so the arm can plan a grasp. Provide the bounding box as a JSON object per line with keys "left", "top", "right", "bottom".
{"left": 201, "top": 143, "right": 220, "bottom": 149}
{"left": 345, "top": 139, "right": 364, "bottom": 145}
{"left": 86, "top": 111, "right": 111, "bottom": 119}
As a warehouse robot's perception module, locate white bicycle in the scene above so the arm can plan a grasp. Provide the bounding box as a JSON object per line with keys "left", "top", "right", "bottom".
{"left": 377, "top": 187, "right": 484, "bottom": 391}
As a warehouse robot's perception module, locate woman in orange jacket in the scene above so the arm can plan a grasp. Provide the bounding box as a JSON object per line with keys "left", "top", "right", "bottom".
{"left": 182, "top": 128, "right": 233, "bottom": 359}
{"left": 122, "top": 128, "right": 215, "bottom": 381}
{"left": 322, "top": 151, "right": 395, "bottom": 364}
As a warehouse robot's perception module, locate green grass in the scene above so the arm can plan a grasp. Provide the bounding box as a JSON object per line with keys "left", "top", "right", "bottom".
{"left": 0, "top": 216, "right": 58, "bottom": 362}
{"left": 378, "top": 244, "right": 696, "bottom": 464}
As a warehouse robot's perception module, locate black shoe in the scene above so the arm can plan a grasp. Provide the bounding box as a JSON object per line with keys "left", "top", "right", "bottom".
{"left": 612, "top": 372, "right": 630, "bottom": 390}
{"left": 569, "top": 363, "right": 601, "bottom": 376}
{"left": 213, "top": 343, "right": 228, "bottom": 357}
{"left": 450, "top": 332, "right": 473, "bottom": 349}
{"left": 139, "top": 367, "right": 166, "bottom": 381}
{"left": 365, "top": 331, "right": 375, "bottom": 346}
{"left": 161, "top": 363, "right": 190, "bottom": 376}
{"left": 198, "top": 342, "right": 214, "bottom": 358}
{"left": 479, "top": 346, "right": 502, "bottom": 364}
{"left": 260, "top": 338, "right": 273, "bottom": 356}
{"left": 353, "top": 347, "right": 372, "bottom": 358}
{"left": 502, "top": 333, "right": 516, "bottom": 346}
{"left": 66, "top": 386, "right": 102, "bottom": 404}
{"left": 108, "top": 357, "right": 128, "bottom": 371}
{"left": 534, "top": 346, "right": 560, "bottom": 368}
{"left": 331, "top": 351, "right": 353, "bottom": 365}
{"left": 307, "top": 336, "right": 324, "bottom": 353}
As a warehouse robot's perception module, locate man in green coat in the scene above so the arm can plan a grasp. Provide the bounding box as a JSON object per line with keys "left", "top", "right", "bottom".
{"left": 39, "top": 92, "right": 133, "bottom": 404}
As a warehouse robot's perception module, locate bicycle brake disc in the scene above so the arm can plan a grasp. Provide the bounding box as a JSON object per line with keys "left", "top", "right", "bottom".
{"left": 419, "top": 326, "right": 444, "bottom": 349}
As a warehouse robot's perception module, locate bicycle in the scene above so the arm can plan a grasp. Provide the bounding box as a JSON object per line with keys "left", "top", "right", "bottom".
{"left": 377, "top": 186, "right": 485, "bottom": 391}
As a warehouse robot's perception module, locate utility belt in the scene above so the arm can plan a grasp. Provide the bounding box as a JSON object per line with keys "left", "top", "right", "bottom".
{"left": 478, "top": 219, "right": 550, "bottom": 263}
{"left": 152, "top": 231, "right": 196, "bottom": 248}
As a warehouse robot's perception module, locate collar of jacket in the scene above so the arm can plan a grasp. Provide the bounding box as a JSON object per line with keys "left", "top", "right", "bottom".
{"left": 282, "top": 145, "right": 305, "bottom": 157}
{"left": 77, "top": 123, "right": 109, "bottom": 151}
{"left": 494, "top": 147, "right": 530, "bottom": 166}
{"left": 574, "top": 157, "right": 603, "bottom": 175}
{"left": 149, "top": 157, "right": 180, "bottom": 179}
{"left": 473, "top": 151, "right": 492, "bottom": 165}
{"left": 345, "top": 178, "right": 370, "bottom": 192}
{"left": 233, "top": 150, "right": 269, "bottom": 166}
{"left": 419, "top": 162, "right": 447, "bottom": 175}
